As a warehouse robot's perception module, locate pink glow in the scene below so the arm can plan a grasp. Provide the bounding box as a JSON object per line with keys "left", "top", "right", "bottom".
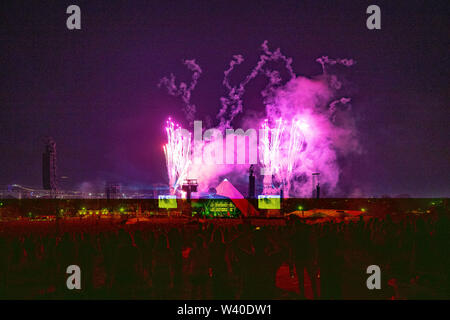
{"left": 161, "top": 41, "right": 359, "bottom": 197}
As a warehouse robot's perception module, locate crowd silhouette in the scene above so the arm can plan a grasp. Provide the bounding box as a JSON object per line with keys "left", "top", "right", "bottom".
{"left": 0, "top": 213, "right": 449, "bottom": 300}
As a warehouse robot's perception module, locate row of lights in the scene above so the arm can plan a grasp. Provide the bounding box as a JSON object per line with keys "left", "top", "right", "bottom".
{"left": 77, "top": 207, "right": 126, "bottom": 215}
{"left": 297, "top": 205, "right": 367, "bottom": 212}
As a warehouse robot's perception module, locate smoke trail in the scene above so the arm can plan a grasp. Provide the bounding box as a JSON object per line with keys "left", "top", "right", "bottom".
{"left": 218, "top": 41, "right": 296, "bottom": 128}
{"left": 316, "top": 56, "right": 355, "bottom": 90}
{"left": 158, "top": 59, "right": 202, "bottom": 124}
{"left": 329, "top": 97, "right": 351, "bottom": 122}
{"left": 316, "top": 56, "right": 356, "bottom": 74}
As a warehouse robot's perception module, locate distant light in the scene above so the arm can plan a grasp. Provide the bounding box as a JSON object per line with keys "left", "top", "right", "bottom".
{"left": 298, "top": 205, "right": 304, "bottom": 211}
{"left": 361, "top": 208, "right": 367, "bottom": 212}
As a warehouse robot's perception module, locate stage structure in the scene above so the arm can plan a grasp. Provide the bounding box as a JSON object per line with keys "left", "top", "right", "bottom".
{"left": 312, "top": 172, "right": 320, "bottom": 199}
{"left": 182, "top": 179, "right": 198, "bottom": 202}
{"left": 42, "top": 137, "right": 57, "bottom": 195}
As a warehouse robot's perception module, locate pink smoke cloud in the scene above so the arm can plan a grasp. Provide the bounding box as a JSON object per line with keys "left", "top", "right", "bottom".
{"left": 161, "top": 41, "right": 359, "bottom": 197}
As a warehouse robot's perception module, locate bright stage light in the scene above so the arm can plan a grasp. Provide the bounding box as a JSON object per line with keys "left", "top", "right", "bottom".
{"left": 159, "top": 195, "right": 178, "bottom": 209}
{"left": 258, "top": 195, "right": 280, "bottom": 209}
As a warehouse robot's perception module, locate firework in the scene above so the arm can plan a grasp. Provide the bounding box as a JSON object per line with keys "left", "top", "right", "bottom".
{"left": 283, "top": 120, "right": 305, "bottom": 195}
{"left": 260, "top": 118, "right": 283, "bottom": 174}
{"left": 163, "top": 118, "right": 192, "bottom": 194}
{"left": 260, "top": 118, "right": 305, "bottom": 197}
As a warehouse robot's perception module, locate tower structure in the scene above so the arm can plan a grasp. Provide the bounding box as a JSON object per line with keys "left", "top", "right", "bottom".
{"left": 106, "top": 182, "right": 121, "bottom": 199}
{"left": 248, "top": 165, "right": 255, "bottom": 199}
{"left": 312, "top": 172, "right": 320, "bottom": 199}
{"left": 42, "top": 137, "right": 57, "bottom": 192}
{"left": 182, "top": 179, "right": 198, "bottom": 203}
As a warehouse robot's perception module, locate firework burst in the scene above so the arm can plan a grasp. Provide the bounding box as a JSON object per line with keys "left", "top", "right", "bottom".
{"left": 260, "top": 118, "right": 306, "bottom": 197}
{"left": 163, "top": 118, "right": 191, "bottom": 194}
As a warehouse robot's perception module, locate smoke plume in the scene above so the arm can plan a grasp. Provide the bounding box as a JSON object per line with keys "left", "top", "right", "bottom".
{"left": 158, "top": 59, "right": 202, "bottom": 125}
{"left": 161, "top": 41, "right": 360, "bottom": 197}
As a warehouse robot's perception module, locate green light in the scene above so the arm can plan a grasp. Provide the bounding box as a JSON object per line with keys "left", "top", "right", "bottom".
{"left": 258, "top": 195, "right": 280, "bottom": 209}
{"left": 158, "top": 195, "right": 177, "bottom": 209}
{"left": 298, "top": 205, "right": 304, "bottom": 211}
{"left": 119, "top": 207, "right": 125, "bottom": 213}
{"left": 361, "top": 208, "right": 367, "bottom": 212}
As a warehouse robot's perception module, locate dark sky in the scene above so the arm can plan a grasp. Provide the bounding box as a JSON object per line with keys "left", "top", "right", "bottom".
{"left": 0, "top": 0, "right": 448, "bottom": 197}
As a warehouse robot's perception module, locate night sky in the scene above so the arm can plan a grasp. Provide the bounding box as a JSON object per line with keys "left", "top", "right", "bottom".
{"left": 0, "top": 0, "right": 448, "bottom": 197}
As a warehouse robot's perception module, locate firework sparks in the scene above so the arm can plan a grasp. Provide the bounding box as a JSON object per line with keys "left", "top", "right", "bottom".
{"left": 260, "top": 118, "right": 306, "bottom": 197}
{"left": 159, "top": 42, "right": 357, "bottom": 198}
{"left": 163, "top": 118, "right": 191, "bottom": 194}
{"left": 284, "top": 120, "right": 306, "bottom": 195}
